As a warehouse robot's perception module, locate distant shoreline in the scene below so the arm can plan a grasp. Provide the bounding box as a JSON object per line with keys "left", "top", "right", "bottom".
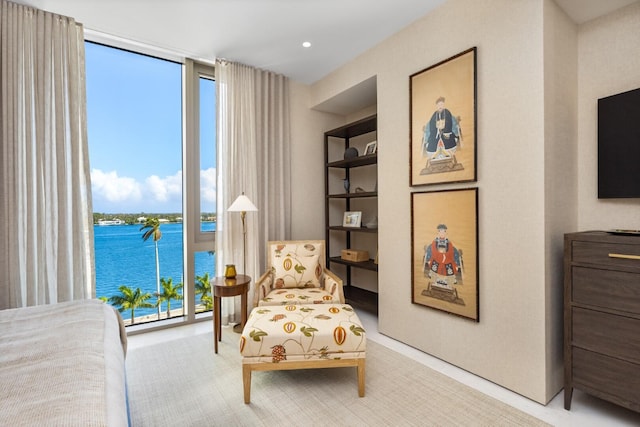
{"left": 121, "top": 305, "right": 210, "bottom": 326}
{"left": 93, "top": 214, "right": 216, "bottom": 227}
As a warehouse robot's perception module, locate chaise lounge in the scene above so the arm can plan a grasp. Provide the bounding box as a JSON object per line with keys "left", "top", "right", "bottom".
{"left": 239, "top": 303, "right": 366, "bottom": 403}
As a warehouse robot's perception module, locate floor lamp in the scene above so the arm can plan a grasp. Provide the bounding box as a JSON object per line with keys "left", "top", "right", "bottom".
{"left": 227, "top": 193, "right": 258, "bottom": 274}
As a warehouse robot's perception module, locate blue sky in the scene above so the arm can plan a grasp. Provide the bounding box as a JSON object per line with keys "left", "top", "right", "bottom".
{"left": 85, "top": 42, "right": 216, "bottom": 214}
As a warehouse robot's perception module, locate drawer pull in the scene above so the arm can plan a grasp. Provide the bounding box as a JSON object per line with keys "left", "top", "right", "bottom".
{"left": 608, "top": 253, "right": 640, "bottom": 260}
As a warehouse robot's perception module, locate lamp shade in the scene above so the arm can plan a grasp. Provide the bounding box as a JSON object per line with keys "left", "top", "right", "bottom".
{"left": 228, "top": 194, "right": 258, "bottom": 212}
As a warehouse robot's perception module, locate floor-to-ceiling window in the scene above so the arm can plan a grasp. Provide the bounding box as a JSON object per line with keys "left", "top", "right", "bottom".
{"left": 85, "top": 40, "right": 216, "bottom": 329}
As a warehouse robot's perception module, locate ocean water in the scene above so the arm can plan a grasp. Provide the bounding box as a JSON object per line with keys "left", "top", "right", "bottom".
{"left": 94, "top": 222, "right": 216, "bottom": 318}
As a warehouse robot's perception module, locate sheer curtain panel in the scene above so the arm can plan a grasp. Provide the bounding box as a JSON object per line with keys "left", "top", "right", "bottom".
{"left": 0, "top": 1, "right": 94, "bottom": 309}
{"left": 216, "top": 60, "right": 291, "bottom": 324}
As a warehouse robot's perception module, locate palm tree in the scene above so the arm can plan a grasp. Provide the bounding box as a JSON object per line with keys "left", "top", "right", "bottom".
{"left": 156, "top": 277, "right": 183, "bottom": 318}
{"left": 140, "top": 217, "right": 162, "bottom": 318}
{"left": 109, "top": 285, "right": 154, "bottom": 324}
{"left": 195, "top": 272, "right": 213, "bottom": 311}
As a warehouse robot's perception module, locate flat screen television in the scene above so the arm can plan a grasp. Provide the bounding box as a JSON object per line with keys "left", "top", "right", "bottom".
{"left": 598, "top": 87, "right": 640, "bottom": 199}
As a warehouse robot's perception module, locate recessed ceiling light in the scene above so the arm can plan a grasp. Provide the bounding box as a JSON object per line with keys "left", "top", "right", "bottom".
{"left": 302, "top": 41, "right": 311, "bottom": 48}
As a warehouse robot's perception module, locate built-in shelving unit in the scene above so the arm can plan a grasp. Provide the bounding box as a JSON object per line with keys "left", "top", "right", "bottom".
{"left": 324, "top": 115, "right": 378, "bottom": 313}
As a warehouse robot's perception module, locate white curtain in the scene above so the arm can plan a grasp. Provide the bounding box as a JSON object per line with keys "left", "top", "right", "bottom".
{"left": 0, "top": 0, "right": 94, "bottom": 309}
{"left": 215, "top": 60, "right": 291, "bottom": 323}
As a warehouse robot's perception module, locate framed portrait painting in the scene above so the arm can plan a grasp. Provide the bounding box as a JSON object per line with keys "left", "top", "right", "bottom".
{"left": 411, "top": 188, "right": 479, "bottom": 321}
{"left": 410, "top": 47, "right": 477, "bottom": 186}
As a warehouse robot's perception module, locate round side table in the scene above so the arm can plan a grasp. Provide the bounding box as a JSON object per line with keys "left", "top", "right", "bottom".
{"left": 212, "top": 274, "right": 251, "bottom": 354}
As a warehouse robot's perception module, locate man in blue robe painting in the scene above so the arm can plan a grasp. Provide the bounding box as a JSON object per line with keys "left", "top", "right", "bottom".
{"left": 422, "top": 96, "right": 461, "bottom": 159}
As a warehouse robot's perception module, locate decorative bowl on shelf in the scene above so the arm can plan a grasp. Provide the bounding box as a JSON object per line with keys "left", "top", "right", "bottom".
{"left": 344, "top": 147, "right": 358, "bottom": 160}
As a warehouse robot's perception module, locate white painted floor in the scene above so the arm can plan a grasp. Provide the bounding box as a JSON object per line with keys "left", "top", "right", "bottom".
{"left": 127, "top": 309, "right": 640, "bottom": 427}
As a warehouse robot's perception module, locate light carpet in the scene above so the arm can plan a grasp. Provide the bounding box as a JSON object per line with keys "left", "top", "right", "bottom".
{"left": 126, "top": 331, "right": 550, "bottom": 427}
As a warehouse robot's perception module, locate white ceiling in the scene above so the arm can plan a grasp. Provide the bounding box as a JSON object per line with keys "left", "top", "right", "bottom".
{"left": 13, "top": 0, "right": 639, "bottom": 85}
{"left": 555, "top": 0, "right": 637, "bottom": 24}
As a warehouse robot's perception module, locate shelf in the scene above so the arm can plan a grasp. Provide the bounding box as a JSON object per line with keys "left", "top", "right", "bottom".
{"left": 328, "top": 226, "right": 378, "bottom": 233}
{"left": 325, "top": 115, "right": 377, "bottom": 139}
{"left": 327, "top": 191, "right": 377, "bottom": 199}
{"left": 327, "top": 154, "right": 377, "bottom": 168}
{"left": 344, "top": 286, "right": 378, "bottom": 315}
{"left": 329, "top": 256, "right": 378, "bottom": 271}
{"left": 325, "top": 114, "right": 378, "bottom": 314}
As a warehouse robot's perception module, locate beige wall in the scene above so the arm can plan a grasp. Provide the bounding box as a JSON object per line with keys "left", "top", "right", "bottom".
{"left": 289, "top": 0, "right": 639, "bottom": 405}
{"left": 576, "top": 2, "right": 640, "bottom": 230}
{"left": 288, "top": 81, "right": 343, "bottom": 240}
{"left": 295, "top": 0, "right": 554, "bottom": 403}
{"left": 543, "top": 0, "right": 578, "bottom": 398}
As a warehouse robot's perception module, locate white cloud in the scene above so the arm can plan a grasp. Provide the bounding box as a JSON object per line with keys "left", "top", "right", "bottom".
{"left": 91, "top": 169, "right": 142, "bottom": 202}
{"left": 92, "top": 169, "right": 216, "bottom": 213}
{"left": 145, "top": 171, "right": 182, "bottom": 202}
{"left": 200, "top": 167, "right": 216, "bottom": 203}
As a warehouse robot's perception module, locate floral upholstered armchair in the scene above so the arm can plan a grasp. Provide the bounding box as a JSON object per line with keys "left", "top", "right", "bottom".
{"left": 253, "top": 240, "right": 344, "bottom": 307}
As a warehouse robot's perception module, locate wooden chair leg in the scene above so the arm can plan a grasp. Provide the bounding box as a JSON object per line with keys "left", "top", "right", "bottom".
{"left": 357, "top": 359, "right": 366, "bottom": 397}
{"left": 243, "top": 364, "right": 252, "bottom": 404}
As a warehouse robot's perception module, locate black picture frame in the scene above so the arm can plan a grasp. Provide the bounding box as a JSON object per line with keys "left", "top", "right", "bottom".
{"left": 411, "top": 188, "right": 479, "bottom": 321}
{"left": 410, "top": 47, "right": 477, "bottom": 186}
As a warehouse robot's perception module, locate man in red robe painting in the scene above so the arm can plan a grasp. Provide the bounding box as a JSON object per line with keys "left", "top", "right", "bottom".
{"left": 423, "top": 223, "right": 462, "bottom": 288}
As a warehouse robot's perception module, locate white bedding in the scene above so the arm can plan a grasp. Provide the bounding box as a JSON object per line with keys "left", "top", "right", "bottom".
{"left": 0, "top": 299, "right": 128, "bottom": 426}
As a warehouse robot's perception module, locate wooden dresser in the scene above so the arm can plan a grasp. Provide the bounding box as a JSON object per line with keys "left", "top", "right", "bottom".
{"left": 564, "top": 231, "right": 640, "bottom": 413}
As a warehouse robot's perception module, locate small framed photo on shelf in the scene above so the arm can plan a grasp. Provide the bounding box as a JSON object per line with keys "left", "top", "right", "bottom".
{"left": 364, "top": 140, "right": 377, "bottom": 155}
{"left": 343, "top": 211, "right": 362, "bottom": 228}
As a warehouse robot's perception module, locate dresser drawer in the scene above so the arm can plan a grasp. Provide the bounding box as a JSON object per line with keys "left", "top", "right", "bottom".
{"left": 573, "top": 240, "right": 640, "bottom": 270}
{"left": 572, "top": 307, "right": 640, "bottom": 364}
{"left": 572, "top": 347, "right": 640, "bottom": 409}
{"left": 572, "top": 266, "right": 640, "bottom": 315}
